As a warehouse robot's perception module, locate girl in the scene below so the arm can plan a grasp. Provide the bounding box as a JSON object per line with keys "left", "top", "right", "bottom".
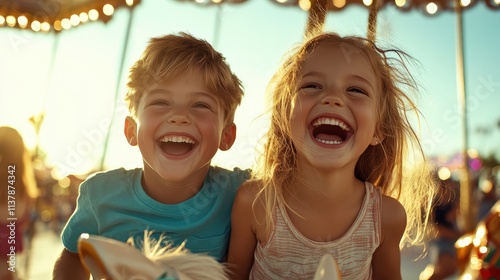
{"left": 0, "top": 126, "right": 38, "bottom": 280}
{"left": 227, "top": 32, "right": 437, "bottom": 279}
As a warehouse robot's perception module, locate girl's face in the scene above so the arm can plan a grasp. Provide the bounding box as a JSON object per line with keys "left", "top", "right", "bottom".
{"left": 290, "top": 43, "right": 381, "bottom": 172}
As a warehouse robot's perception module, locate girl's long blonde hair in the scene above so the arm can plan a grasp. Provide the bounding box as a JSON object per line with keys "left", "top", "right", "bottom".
{"left": 253, "top": 32, "right": 437, "bottom": 247}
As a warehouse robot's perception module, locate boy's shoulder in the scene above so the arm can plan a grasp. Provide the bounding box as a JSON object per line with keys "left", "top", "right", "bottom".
{"left": 83, "top": 167, "right": 141, "bottom": 185}
{"left": 209, "top": 166, "right": 251, "bottom": 184}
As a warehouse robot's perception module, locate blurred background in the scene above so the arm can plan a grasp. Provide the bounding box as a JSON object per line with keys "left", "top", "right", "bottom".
{"left": 0, "top": 0, "right": 499, "bottom": 279}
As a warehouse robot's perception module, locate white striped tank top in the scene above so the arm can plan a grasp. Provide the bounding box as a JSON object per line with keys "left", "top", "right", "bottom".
{"left": 250, "top": 181, "right": 382, "bottom": 280}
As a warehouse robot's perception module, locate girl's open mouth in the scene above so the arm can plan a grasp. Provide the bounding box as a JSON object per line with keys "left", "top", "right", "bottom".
{"left": 311, "top": 117, "right": 352, "bottom": 145}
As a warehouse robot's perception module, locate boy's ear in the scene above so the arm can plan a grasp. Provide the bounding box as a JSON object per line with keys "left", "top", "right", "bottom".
{"left": 219, "top": 123, "right": 236, "bottom": 151}
{"left": 124, "top": 116, "right": 138, "bottom": 146}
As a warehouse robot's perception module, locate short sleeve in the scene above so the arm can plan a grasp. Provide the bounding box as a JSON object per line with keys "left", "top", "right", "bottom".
{"left": 61, "top": 180, "right": 98, "bottom": 253}
{"left": 233, "top": 167, "right": 251, "bottom": 186}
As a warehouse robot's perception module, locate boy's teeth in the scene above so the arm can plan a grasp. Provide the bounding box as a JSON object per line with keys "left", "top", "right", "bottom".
{"left": 312, "top": 117, "right": 350, "bottom": 131}
{"left": 160, "top": 136, "right": 195, "bottom": 144}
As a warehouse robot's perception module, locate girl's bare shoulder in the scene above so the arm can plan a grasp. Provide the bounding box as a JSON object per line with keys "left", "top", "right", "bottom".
{"left": 237, "top": 179, "right": 263, "bottom": 197}
{"left": 380, "top": 195, "right": 407, "bottom": 236}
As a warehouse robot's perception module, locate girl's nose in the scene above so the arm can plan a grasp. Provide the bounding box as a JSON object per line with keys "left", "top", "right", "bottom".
{"left": 321, "top": 88, "right": 344, "bottom": 107}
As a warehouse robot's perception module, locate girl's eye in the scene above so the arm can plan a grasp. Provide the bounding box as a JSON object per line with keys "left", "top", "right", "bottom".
{"left": 301, "top": 83, "right": 321, "bottom": 90}
{"left": 300, "top": 83, "right": 322, "bottom": 95}
{"left": 347, "top": 87, "right": 368, "bottom": 95}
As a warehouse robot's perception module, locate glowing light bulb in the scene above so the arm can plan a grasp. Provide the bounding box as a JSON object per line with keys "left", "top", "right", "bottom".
{"left": 18, "top": 15, "right": 28, "bottom": 28}
{"left": 41, "top": 22, "right": 51, "bottom": 32}
{"left": 299, "top": 0, "right": 311, "bottom": 10}
{"left": 6, "top": 15, "right": 16, "bottom": 27}
{"left": 70, "top": 14, "right": 80, "bottom": 26}
{"left": 61, "top": 18, "right": 71, "bottom": 29}
{"left": 333, "top": 0, "right": 346, "bottom": 8}
{"left": 103, "top": 4, "right": 114, "bottom": 16}
{"left": 31, "top": 20, "right": 41, "bottom": 31}
{"left": 395, "top": 0, "right": 406, "bottom": 7}
{"left": 80, "top": 12, "right": 89, "bottom": 23}
{"left": 89, "top": 9, "right": 99, "bottom": 21}
{"left": 426, "top": 2, "right": 438, "bottom": 14}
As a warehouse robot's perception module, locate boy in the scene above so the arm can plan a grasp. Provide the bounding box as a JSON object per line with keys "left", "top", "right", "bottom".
{"left": 53, "top": 32, "right": 249, "bottom": 279}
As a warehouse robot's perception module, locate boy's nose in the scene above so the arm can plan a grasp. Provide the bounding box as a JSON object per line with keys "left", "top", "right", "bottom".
{"left": 168, "top": 113, "right": 190, "bottom": 124}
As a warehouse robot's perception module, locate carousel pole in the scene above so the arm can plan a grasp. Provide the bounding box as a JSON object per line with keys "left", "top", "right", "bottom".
{"left": 99, "top": 6, "right": 136, "bottom": 171}
{"left": 305, "top": 0, "right": 328, "bottom": 37}
{"left": 213, "top": 5, "right": 223, "bottom": 48}
{"left": 454, "top": 0, "right": 474, "bottom": 232}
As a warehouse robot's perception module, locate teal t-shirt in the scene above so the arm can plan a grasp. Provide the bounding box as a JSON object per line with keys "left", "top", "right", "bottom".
{"left": 61, "top": 166, "right": 249, "bottom": 261}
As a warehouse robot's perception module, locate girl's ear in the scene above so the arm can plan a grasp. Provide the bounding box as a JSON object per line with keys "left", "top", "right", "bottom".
{"left": 78, "top": 234, "right": 165, "bottom": 280}
{"left": 370, "top": 134, "right": 384, "bottom": 146}
{"left": 219, "top": 123, "right": 237, "bottom": 151}
{"left": 124, "top": 116, "right": 138, "bottom": 146}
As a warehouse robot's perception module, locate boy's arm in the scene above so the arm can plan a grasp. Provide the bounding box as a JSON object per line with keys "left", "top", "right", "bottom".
{"left": 227, "top": 182, "right": 259, "bottom": 280}
{"left": 371, "top": 196, "right": 407, "bottom": 280}
{"left": 53, "top": 248, "right": 90, "bottom": 280}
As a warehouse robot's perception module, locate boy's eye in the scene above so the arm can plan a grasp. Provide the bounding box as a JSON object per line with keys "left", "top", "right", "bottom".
{"left": 151, "top": 101, "right": 170, "bottom": 106}
{"left": 193, "top": 102, "right": 212, "bottom": 109}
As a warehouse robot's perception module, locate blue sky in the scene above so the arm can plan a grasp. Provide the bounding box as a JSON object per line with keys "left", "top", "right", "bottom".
{"left": 1, "top": 0, "right": 499, "bottom": 176}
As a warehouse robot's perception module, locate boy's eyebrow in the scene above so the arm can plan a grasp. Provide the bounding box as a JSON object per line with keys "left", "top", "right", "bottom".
{"left": 146, "top": 88, "right": 219, "bottom": 103}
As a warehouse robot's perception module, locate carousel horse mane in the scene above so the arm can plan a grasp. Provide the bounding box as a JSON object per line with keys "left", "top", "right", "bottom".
{"left": 78, "top": 230, "right": 342, "bottom": 280}
{"left": 78, "top": 231, "right": 228, "bottom": 280}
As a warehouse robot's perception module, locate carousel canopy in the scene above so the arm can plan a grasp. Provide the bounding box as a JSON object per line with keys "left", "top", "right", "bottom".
{"left": 269, "top": 0, "right": 500, "bottom": 14}
{"left": 178, "top": 0, "right": 500, "bottom": 14}
{"left": 0, "top": 0, "right": 140, "bottom": 32}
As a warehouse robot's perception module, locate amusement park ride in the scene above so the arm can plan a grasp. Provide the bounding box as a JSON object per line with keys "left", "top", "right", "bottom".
{"left": 1, "top": 0, "right": 498, "bottom": 278}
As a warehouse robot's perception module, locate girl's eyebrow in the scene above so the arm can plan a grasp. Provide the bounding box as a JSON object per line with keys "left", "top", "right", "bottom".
{"left": 351, "top": 75, "right": 375, "bottom": 91}
{"left": 300, "top": 71, "right": 323, "bottom": 78}
{"left": 300, "top": 72, "right": 375, "bottom": 91}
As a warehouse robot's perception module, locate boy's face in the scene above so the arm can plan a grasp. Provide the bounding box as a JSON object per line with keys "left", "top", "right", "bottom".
{"left": 125, "top": 71, "right": 236, "bottom": 183}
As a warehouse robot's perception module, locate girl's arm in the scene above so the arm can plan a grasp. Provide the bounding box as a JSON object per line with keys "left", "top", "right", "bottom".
{"left": 227, "top": 182, "right": 259, "bottom": 280}
{"left": 371, "top": 196, "right": 407, "bottom": 280}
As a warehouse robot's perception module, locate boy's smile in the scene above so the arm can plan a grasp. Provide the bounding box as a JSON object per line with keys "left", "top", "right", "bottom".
{"left": 158, "top": 133, "right": 197, "bottom": 157}
{"left": 125, "top": 70, "right": 236, "bottom": 191}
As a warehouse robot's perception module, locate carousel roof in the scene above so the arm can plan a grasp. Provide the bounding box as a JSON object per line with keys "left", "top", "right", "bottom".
{"left": 268, "top": 0, "right": 500, "bottom": 13}
{"left": 0, "top": 0, "right": 140, "bottom": 32}
{"left": 1, "top": 0, "right": 498, "bottom": 33}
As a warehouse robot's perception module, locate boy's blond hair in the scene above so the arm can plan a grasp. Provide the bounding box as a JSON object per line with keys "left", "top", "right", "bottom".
{"left": 254, "top": 32, "right": 437, "bottom": 248}
{"left": 125, "top": 32, "right": 244, "bottom": 124}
